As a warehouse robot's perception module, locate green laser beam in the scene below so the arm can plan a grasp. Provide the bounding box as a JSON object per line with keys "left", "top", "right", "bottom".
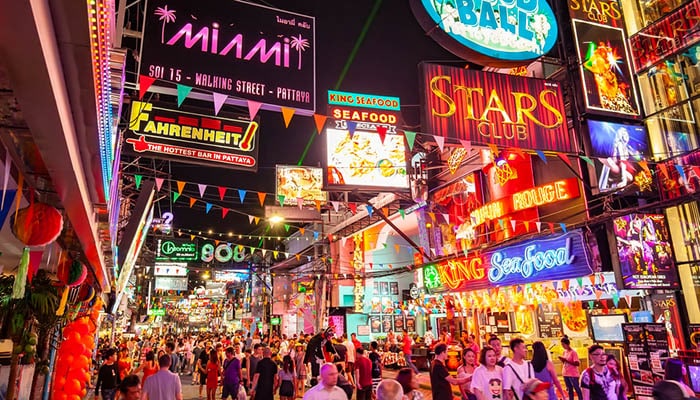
{"left": 297, "top": 0, "right": 384, "bottom": 166}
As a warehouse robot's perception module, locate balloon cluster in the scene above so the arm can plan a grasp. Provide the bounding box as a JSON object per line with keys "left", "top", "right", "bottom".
{"left": 51, "top": 317, "right": 95, "bottom": 400}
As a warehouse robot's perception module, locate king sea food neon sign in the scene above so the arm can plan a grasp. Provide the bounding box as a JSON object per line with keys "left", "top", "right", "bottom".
{"left": 411, "top": 0, "right": 558, "bottom": 66}
{"left": 423, "top": 231, "right": 593, "bottom": 293}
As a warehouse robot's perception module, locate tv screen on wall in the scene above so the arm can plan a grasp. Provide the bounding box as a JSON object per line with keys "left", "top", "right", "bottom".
{"left": 588, "top": 120, "right": 649, "bottom": 193}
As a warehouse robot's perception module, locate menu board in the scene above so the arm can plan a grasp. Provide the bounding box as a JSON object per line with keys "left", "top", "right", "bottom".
{"left": 393, "top": 315, "right": 405, "bottom": 332}
{"left": 406, "top": 316, "right": 416, "bottom": 333}
{"left": 622, "top": 323, "right": 667, "bottom": 400}
{"left": 382, "top": 315, "right": 393, "bottom": 333}
{"left": 489, "top": 312, "right": 511, "bottom": 333}
{"left": 537, "top": 304, "right": 564, "bottom": 338}
{"left": 645, "top": 324, "right": 669, "bottom": 381}
{"left": 370, "top": 315, "right": 381, "bottom": 334}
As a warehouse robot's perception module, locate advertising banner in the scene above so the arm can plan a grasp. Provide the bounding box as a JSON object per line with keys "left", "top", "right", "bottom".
{"left": 568, "top": 0, "right": 624, "bottom": 27}
{"left": 325, "top": 128, "right": 409, "bottom": 190}
{"left": 623, "top": 323, "right": 669, "bottom": 400}
{"left": 153, "top": 263, "right": 188, "bottom": 277}
{"left": 629, "top": 0, "right": 700, "bottom": 73}
{"left": 572, "top": 20, "right": 640, "bottom": 118}
{"left": 139, "top": 0, "right": 315, "bottom": 113}
{"left": 657, "top": 148, "right": 700, "bottom": 200}
{"left": 420, "top": 63, "right": 573, "bottom": 152}
{"left": 154, "top": 276, "right": 188, "bottom": 291}
{"left": 156, "top": 238, "right": 198, "bottom": 261}
{"left": 125, "top": 101, "right": 259, "bottom": 170}
{"left": 328, "top": 90, "right": 401, "bottom": 133}
{"left": 612, "top": 214, "right": 678, "bottom": 289}
{"left": 423, "top": 230, "right": 594, "bottom": 293}
{"left": 275, "top": 165, "right": 326, "bottom": 205}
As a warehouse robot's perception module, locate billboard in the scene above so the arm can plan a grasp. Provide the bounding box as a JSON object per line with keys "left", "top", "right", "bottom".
{"left": 328, "top": 90, "right": 401, "bottom": 133}
{"left": 154, "top": 276, "right": 188, "bottom": 291}
{"left": 572, "top": 20, "right": 640, "bottom": 118}
{"left": 410, "top": 0, "right": 558, "bottom": 67}
{"left": 325, "top": 128, "right": 409, "bottom": 190}
{"left": 155, "top": 238, "right": 198, "bottom": 262}
{"left": 657, "top": 148, "right": 700, "bottom": 200}
{"left": 139, "top": 0, "right": 315, "bottom": 113}
{"left": 613, "top": 214, "right": 678, "bottom": 289}
{"left": 276, "top": 165, "right": 326, "bottom": 205}
{"left": 568, "top": 0, "right": 624, "bottom": 27}
{"left": 587, "top": 120, "right": 649, "bottom": 192}
{"left": 420, "top": 63, "right": 573, "bottom": 152}
{"left": 125, "top": 101, "right": 259, "bottom": 171}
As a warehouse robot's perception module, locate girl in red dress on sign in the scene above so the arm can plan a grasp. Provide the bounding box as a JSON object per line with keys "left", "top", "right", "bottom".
{"left": 206, "top": 349, "right": 220, "bottom": 400}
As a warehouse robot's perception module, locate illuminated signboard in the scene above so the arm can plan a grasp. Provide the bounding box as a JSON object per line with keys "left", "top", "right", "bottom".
{"left": 613, "top": 214, "right": 678, "bottom": 289}
{"left": 587, "top": 120, "right": 649, "bottom": 192}
{"left": 629, "top": 0, "right": 700, "bottom": 73}
{"left": 410, "top": 0, "right": 558, "bottom": 67}
{"left": 568, "top": 0, "right": 623, "bottom": 26}
{"left": 572, "top": 20, "right": 640, "bottom": 118}
{"left": 276, "top": 165, "right": 326, "bottom": 205}
{"left": 325, "top": 128, "right": 409, "bottom": 191}
{"left": 154, "top": 276, "right": 188, "bottom": 291}
{"left": 423, "top": 231, "right": 593, "bottom": 293}
{"left": 270, "top": 317, "right": 281, "bottom": 325}
{"left": 154, "top": 263, "right": 188, "bottom": 277}
{"left": 420, "top": 63, "right": 573, "bottom": 152}
{"left": 328, "top": 90, "right": 401, "bottom": 133}
{"left": 147, "top": 308, "right": 166, "bottom": 316}
{"left": 139, "top": 0, "right": 315, "bottom": 113}
{"left": 200, "top": 241, "right": 246, "bottom": 265}
{"left": 657, "top": 148, "right": 700, "bottom": 200}
{"left": 156, "top": 239, "right": 198, "bottom": 261}
{"left": 125, "top": 101, "right": 260, "bottom": 171}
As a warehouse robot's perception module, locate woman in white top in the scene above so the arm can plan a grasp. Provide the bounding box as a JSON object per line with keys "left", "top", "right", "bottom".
{"left": 471, "top": 346, "right": 504, "bottom": 400}
{"left": 458, "top": 348, "right": 477, "bottom": 400}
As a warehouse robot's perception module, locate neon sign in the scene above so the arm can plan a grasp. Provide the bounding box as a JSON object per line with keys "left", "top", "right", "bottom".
{"left": 411, "top": 0, "right": 558, "bottom": 66}
{"left": 200, "top": 243, "right": 246, "bottom": 264}
{"left": 156, "top": 238, "right": 198, "bottom": 261}
{"left": 328, "top": 90, "right": 401, "bottom": 134}
{"left": 422, "top": 231, "right": 593, "bottom": 293}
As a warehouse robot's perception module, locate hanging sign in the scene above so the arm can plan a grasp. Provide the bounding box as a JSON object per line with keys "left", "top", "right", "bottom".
{"left": 147, "top": 308, "right": 166, "bottom": 316}
{"left": 125, "top": 101, "right": 260, "bottom": 171}
{"left": 154, "top": 262, "right": 188, "bottom": 277}
{"left": 156, "top": 239, "right": 198, "bottom": 261}
{"left": 200, "top": 241, "right": 246, "bottom": 265}
{"left": 420, "top": 63, "right": 573, "bottom": 152}
{"left": 410, "top": 0, "right": 559, "bottom": 67}
{"left": 139, "top": 0, "right": 315, "bottom": 113}
{"left": 154, "top": 276, "right": 188, "bottom": 291}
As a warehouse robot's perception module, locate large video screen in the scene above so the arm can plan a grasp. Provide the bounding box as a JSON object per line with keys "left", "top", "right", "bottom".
{"left": 276, "top": 165, "right": 326, "bottom": 205}
{"left": 588, "top": 120, "right": 649, "bottom": 192}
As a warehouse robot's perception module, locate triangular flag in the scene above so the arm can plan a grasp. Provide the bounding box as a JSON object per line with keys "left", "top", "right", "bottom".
{"left": 27, "top": 250, "right": 43, "bottom": 284}
{"left": 277, "top": 195, "right": 285, "bottom": 206}
{"left": 173, "top": 191, "right": 181, "bottom": 202}
{"left": 176, "top": 181, "right": 186, "bottom": 195}
{"left": 248, "top": 215, "right": 254, "bottom": 224}
{"left": 214, "top": 240, "right": 220, "bottom": 246}
{"left": 559, "top": 223, "right": 567, "bottom": 233}
{"left": 579, "top": 155, "right": 594, "bottom": 166}
{"left": 134, "top": 174, "right": 143, "bottom": 190}
{"left": 576, "top": 277, "right": 584, "bottom": 287}
{"left": 624, "top": 295, "right": 633, "bottom": 307}
{"left": 314, "top": 200, "right": 321, "bottom": 212}
{"left": 218, "top": 186, "right": 226, "bottom": 201}
{"left": 198, "top": 184, "right": 207, "bottom": 198}
{"left": 284, "top": 224, "right": 291, "bottom": 232}
{"left": 222, "top": 208, "right": 229, "bottom": 218}
{"left": 348, "top": 203, "right": 357, "bottom": 214}
{"left": 535, "top": 150, "right": 547, "bottom": 163}
{"left": 176, "top": 84, "right": 193, "bottom": 107}
{"left": 281, "top": 106, "right": 295, "bottom": 128}
{"left": 524, "top": 221, "right": 530, "bottom": 231}
{"left": 434, "top": 135, "right": 445, "bottom": 152}
{"left": 510, "top": 219, "right": 517, "bottom": 232}
{"left": 612, "top": 292, "right": 620, "bottom": 307}
{"left": 247, "top": 100, "right": 263, "bottom": 120}
{"left": 404, "top": 131, "right": 417, "bottom": 150}
{"left": 395, "top": 244, "right": 401, "bottom": 254}
{"left": 589, "top": 274, "right": 596, "bottom": 286}
{"left": 258, "top": 192, "right": 266, "bottom": 206}
{"left": 238, "top": 189, "right": 247, "bottom": 204}
{"left": 191, "top": 235, "right": 196, "bottom": 241}
{"left": 313, "top": 114, "right": 327, "bottom": 134}
{"left": 295, "top": 254, "right": 301, "bottom": 261}
{"left": 254, "top": 217, "right": 260, "bottom": 225}
{"left": 313, "top": 231, "right": 319, "bottom": 240}
{"left": 297, "top": 197, "right": 303, "bottom": 210}
{"left": 299, "top": 228, "right": 305, "bottom": 235}
{"left": 189, "top": 197, "right": 196, "bottom": 208}
{"left": 658, "top": 163, "right": 669, "bottom": 179}
{"left": 376, "top": 126, "right": 388, "bottom": 144}
{"left": 331, "top": 201, "right": 340, "bottom": 212}
{"left": 399, "top": 209, "right": 405, "bottom": 219}
{"left": 347, "top": 121, "right": 358, "bottom": 137}
{"left": 676, "top": 164, "right": 687, "bottom": 182}
{"left": 558, "top": 153, "right": 573, "bottom": 168}
{"left": 510, "top": 148, "right": 526, "bottom": 159}
{"left": 535, "top": 222, "right": 542, "bottom": 232}
{"left": 548, "top": 222, "right": 555, "bottom": 233}
{"left": 588, "top": 300, "right": 595, "bottom": 309}
{"left": 213, "top": 92, "right": 228, "bottom": 115}
{"left": 155, "top": 178, "right": 164, "bottom": 191}
{"left": 205, "top": 203, "right": 213, "bottom": 213}
{"left": 366, "top": 205, "right": 374, "bottom": 218}
{"left": 459, "top": 140, "right": 472, "bottom": 155}
{"left": 638, "top": 160, "right": 650, "bottom": 175}
{"left": 138, "top": 75, "right": 157, "bottom": 99}
{"left": 498, "top": 219, "right": 505, "bottom": 230}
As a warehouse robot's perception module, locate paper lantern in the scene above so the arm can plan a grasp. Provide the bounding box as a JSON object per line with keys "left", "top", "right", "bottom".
{"left": 57, "top": 259, "right": 87, "bottom": 287}
{"left": 12, "top": 203, "right": 63, "bottom": 247}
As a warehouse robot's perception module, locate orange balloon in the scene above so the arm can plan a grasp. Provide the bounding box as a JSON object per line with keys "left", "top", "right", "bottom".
{"left": 54, "top": 376, "right": 67, "bottom": 390}
{"left": 68, "top": 395, "right": 81, "bottom": 400}
{"left": 53, "top": 393, "right": 68, "bottom": 400}
{"left": 64, "top": 379, "right": 81, "bottom": 394}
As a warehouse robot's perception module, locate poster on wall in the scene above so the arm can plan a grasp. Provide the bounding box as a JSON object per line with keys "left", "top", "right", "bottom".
{"left": 612, "top": 214, "right": 678, "bottom": 289}
{"left": 328, "top": 315, "right": 345, "bottom": 337}
{"left": 370, "top": 316, "right": 381, "bottom": 334}
{"left": 558, "top": 302, "right": 589, "bottom": 337}
{"left": 390, "top": 282, "right": 399, "bottom": 295}
{"left": 572, "top": 20, "right": 640, "bottom": 118}
{"left": 382, "top": 315, "right": 393, "bottom": 333}
{"left": 380, "top": 282, "right": 389, "bottom": 295}
{"left": 276, "top": 165, "right": 326, "bottom": 205}
{"left": 406, "top": 316, "right": 416, "bottom": 333}
{"left": 393, "top": 315, "right": 405, "bottom": 332}
{"left": 537, "top": 304, "right": 564, "bottom": 338}
{"left": 651, "top": 293, "right": 685, "bottom": 352}
{"left": 622, "top": 323, "right": 653, "bottom": 400}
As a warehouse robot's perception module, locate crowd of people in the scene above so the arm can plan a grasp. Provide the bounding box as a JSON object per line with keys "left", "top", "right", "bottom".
{"left": 90, "top": 329, "right": 700, "bottom": 400}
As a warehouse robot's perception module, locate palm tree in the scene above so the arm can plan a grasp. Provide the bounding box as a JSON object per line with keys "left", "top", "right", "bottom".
{"left": 289, "top": 35, "right": 310, "bottom": 70}
{"left": 154, "top": 6, "right": 177, "bottom": 44}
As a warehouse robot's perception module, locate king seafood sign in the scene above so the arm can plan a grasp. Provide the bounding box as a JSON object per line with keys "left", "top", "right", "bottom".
{"left": 420, "top": 63, "right": 574, "bottom": 152}
{"left": 139, "top": 0, "right": 315, "bottom": 113}
{"left": 125, "top": 101, "right": 260, "bottom": 171}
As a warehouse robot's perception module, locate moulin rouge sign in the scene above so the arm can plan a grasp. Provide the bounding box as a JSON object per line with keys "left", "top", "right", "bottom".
{"left": 423, "top": 231, "right": 593, "bottom": 293}
{"left": 139, "top": 0, "right": 315, "bottom": 113}
{"left": 410, "top": 0, "right": 558, "bottom": 67}
{"left": 420, "top": 63, "right": 574, "bottom": 152}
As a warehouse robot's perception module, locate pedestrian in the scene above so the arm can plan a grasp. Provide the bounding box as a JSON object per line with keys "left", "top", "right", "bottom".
{"left": 134, "top": 350, "right": 158, "bottom": 385}
{"left": 531, "top": 341, "right": 566, "bottom": 400}
{"left": 302, "top": 362, "right": 349, "bottom": 400}
{"left": 397, "top": 367, "right": 425, "bottom": 400}
{"left": 580, "top": 344, "right": 617, "bottom": 400}
{"left": 141, "top": 354, "right": 183, "bottom": 400}
{"left": 458, "top": 348, "right": 477, "bottom": 400}
{"left": 355, "top": 347, "right": 374, "bottom": 400}
{"left": 305, "top": 330, "right": 328, "bottom": 386}
{"left": 344, "top": 333, "right": 356, "bottom": 386}
{"left": 351, "top": 333, "right": 362, "bottom": 350}
{"left": 431, "top": 343, "right": 471, "bottom": 400}
{"left": 606, "top": 355, "right": 628, "bottom": 400}
{"left": 293, "top": 343, "right": 307, "bottom": 397}
{"left": 166, "top": 342, "right": 180, "bottom": 374}
{"left": 377, "top": 378, "right": 404, "bottom": 400}
{"left": 652, "top": 380, "right": 694, "bottom": 400}
{"left": 117, "top": 374, "right": 141, "bottom": 400}
{"left": 276, "top": 354, "right": 297, "bottom": 400}
{"left": 196, "top": 344, "right": 211, "bottom": 399}
{"left": 503, "top": 338, "right": 535, "bottom": 400}
{"left": 488, "top": 336, "right": 509, "bottom": 367}
{"left": 521, "top": 378, "right": 552, "bottom": 400}
{"left": 206, "top": 349, "right": 220, "bottom": 400}
{"left": 118, "top": 347, "right": 132, "bottom": 380}
{"left": 664, "top": 359, "right": 695, "bottom": 397}
{"left": 558, "top": 336, "right": 583, "bottom": 400}
{"left": 251, "top": 347, "right": 278, "bottom": 400}
{"left": 336, "top": 364, "right": 355, "bottom": 399}
{"left": 402, "top": 329, "right": 420, "bottom": 375}
{"left": 222, "top": 346, "right": 242, "bottom": 400}
{"left": 369, "top": 341, "right": 383, "bottom": 394}
{"left": 470, "top": 346, "right": 504, "bottom": 400}
{"left": 248, "top": 344, "right": 262, "bottom": 393}
{"left": 241, "top": 348, "right": 251, "bottom": 394}
{"left": 95, "top": 348, "right": 120, "bottom": 400}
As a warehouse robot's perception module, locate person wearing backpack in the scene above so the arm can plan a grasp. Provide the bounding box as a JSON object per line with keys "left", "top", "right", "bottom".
{"left": 503, "top": 338, "right": 535, "bottom": 400}
{"left": 580, "top": 345, "right": 617, "bottom": 400}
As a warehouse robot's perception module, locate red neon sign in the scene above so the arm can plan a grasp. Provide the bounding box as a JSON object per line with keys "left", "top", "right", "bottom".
{"left": 424, "top": 254, "right": 489, "bottom": 293}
